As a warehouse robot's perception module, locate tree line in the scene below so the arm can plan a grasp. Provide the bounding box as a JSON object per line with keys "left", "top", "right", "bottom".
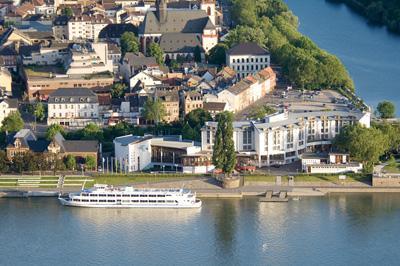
{"left": 328, "top": 0, "right": 400, "bottom": 34}
{"left": 208, "top": 0, "right": 354, "bottom": 91}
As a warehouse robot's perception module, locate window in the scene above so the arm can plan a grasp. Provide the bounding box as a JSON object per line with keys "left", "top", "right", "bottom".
{"left": 287, "top": 128, "right": 294, "bottom": 149}
{"left": 242, "top": 127, "right": 253, "bottom": 151}
{"left": 273, "top": 130, "right": 281, "bottom": 151}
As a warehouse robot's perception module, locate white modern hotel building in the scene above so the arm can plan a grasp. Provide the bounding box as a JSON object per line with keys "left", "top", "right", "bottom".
{"left": 201, "top": 109, "right": 370, "bottom": 167}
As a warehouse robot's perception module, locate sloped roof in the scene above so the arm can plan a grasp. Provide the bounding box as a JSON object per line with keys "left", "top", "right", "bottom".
{"left": 140, "top": 9, "right": 215, "bottom": 34}
{"left": 203, "top": 101, "right": 226, "bottom": 112}
{"left": 63, "top": 140, "right": 98, "bottom": 153}
{"left": 99, "top": 23, "right": 138, "bottom": 39}
{"left": 159, "top": 33, "right": 203, "bottom": 53}
{"left": 227, "top": 42, "right": 269, "bottom": 56}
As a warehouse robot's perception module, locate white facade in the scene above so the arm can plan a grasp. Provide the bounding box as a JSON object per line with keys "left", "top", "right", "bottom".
{"left": 227, "top": 54, "right": 270, "bottom": 79}
{"left": 21, "top": 44, "right": 69, "bottom": 66}
{"left": 67, "top": 15, "right": 110, "bottom": 41}
{"left": 65, "top": 43, "right": 113, "bottom": 75}
{"left": 0, "top": 99, "right": 18, "bottom": 127}
{"left": 129, "top": 71, "right": 162, "bottom": 89}
{"left": 0, "top": 68, "right": 12, "bottom": 93}
{"left": 202, "top": 110, "right": 371, "bottom": 167}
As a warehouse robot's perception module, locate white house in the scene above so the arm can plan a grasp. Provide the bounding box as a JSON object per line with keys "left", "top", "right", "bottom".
{"left": 301, "top": 152, "right": 363, "bottom": 174}
{"left": 0, "top": 98, "right": 18, "bottom": 127}
{"left": 0, "top": 67, "right": 12, "bottom": 95}
{"left": 67, "top": 14, "right": 111, "bottom": 41}
{"left": 129, "top": 70, "right": 162, "bottom": 89}
{"left": 226, "top": 42, "right": 271, "bottom": 79}
{"left": 47, "top": 88, "right": 100, "bottom": 127}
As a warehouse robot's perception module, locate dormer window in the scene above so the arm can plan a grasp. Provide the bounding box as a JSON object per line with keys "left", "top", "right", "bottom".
{"left": 55, "top": 98, "right": 59, "bottom": 102}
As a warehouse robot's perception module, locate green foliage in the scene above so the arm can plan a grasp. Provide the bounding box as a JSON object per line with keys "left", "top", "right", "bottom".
{"left": 85, "top": 155, "right": 97, "bottom": 170}
{"left": 228, "top": 0, "right": 354, "bottom": 91}
{"left": 249, "top": 105, "right": 276, "bottom": 120}
{"left": 82, "top": 123, "right": 103, "bottom": 141}
{"left": 62, "top": 7, "right": 74, "bottom": 17}
{"left": 46, "top": 124, "right": 65, "bottom": 140}
{"left": 376, "top": 101, "right": 396, "bottom": 119}
{"left": 0, "top": 150, "right": 9, "bottom": 173}
{"left": 387, "top": 155, "right": 396, "bottom": 167}
{"left": 111, "top": 83, "right": 127, "bottom": 98}
{"left": 194, "top": 46, "right": 202, "bottom": 62}
{"left": 120, "top": 32, "right": 139, "bottom": 55}
{"left": 65, "top": 155, "right": 76, "bottom": 170}
{"left": 147, "top": 42, "right": 164, "bottom": 65}
{"left": 212, "top": 112, "right": 236, "bottom": 175}
{"left": 207, "top": 43, "right": 228, "bottom": 65}
{"left": 184, "top": 109, "right": 212, "bottom": 141}
{"left": 1, "top": 111, "right": 24, "bottom": 133}
{"left": 141, "top": 98, "right": 166, "bottom": 124}
{"left": 34, "top": 102, "right": 46, "bottom": 122}
{"left": 333, "top": 124, "right": 389, "bottom": 170}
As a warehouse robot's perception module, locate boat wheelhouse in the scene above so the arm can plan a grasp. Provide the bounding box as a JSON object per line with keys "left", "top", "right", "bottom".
{"left": 58, "top": 184, "right": 202, "bottom": 208}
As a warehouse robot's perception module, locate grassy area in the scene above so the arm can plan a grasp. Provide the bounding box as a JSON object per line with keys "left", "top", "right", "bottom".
{"left": 24, "top": 65, "right": 65, "bottom": 77}
{"left": 244, "top": 174, "right": 371, "bottom": 183}
{"left": 383, "top": 164, "right": 400, "bottom": 173}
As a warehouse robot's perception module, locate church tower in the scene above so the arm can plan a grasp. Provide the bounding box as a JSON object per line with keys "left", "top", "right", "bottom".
{"left": 200, "top": 0, "right": 216, "bottom": 26}
{"left": 156, "top": 0, "right": 168, "bottom": 24}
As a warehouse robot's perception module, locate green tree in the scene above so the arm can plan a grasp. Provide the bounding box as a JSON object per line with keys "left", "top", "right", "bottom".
{"left": 82, "top": 123, "right": 103, "bottom": 141}
{"left": 182, "top": 122, "right": 196, "bottom": 140}
{"left": 0, "top": 151, "right": 9, "bottom": 173}
{"left": 249, "top": 105, "right": 276, "bottom": 120}
{"left": 46, "top": 124, "right": 65, "bottom": 140}
{"left": 1, "top": 111, "right": 24, "bottom": 133}
{"left": 111, "top": 83, "right": 127, "bottom": 98}
{"left": 65, "top": 155, "right": 76, "bottom": 170}
{"left": 207, "top": 43, "right": 228, "bottom": 65}
{"left": 194, "top": 46, "right": 202, "bottom": 62}
{"left": 212, "top": 112, "right": 236, "bottom": 175}
{"left": 120, "top": 32, "right": 139, "bottom": 55}
{"left": 376, "top": 101, "right": 396, "bottom": 119}
{"left": 184, "top": 109, "right": 212, "bottom": 141}
{"left": 147, "top": 42, "right": 164, "bottom": 65}
{"left": 34, "top": 102, "right": 46, "bottom": 122}
{"left": 85, "top": 155, "right": 97, "bottom": 171}
{"left": 62, "top": 7, "right": 74, "bottom": 17}
{"left": 141, "top": 98, "right": 166, "bottom": 124}
{"left": 333, "top": 124, "right": 389, "bottom": 171}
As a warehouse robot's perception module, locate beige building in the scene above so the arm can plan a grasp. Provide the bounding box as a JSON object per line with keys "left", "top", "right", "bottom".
{"left": 155, "top": 89, "right": 179, "bottom": 123}
{"left": 47, "top": 88, "right": 100, "bottom": 127}
{"left": 67, "top": 14, "right": 111, "bottom": 41}
{"left": 182, "top": 91, "right": 203, "bottom": 115}
{"left": 0, "top": 67, "right": 12, "bottom": 94}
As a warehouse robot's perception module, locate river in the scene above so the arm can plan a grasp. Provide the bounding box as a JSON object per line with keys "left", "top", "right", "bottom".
{"left": 285, "top": 0, "right": 400, "bottom": 115}
{"left": 1, "top": 194, "right": 400, "bottom": 265}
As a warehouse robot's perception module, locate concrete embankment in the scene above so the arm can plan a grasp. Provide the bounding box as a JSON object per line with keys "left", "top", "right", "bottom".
{"left": 0, "top": 190, "right": 59, "bottom": 198}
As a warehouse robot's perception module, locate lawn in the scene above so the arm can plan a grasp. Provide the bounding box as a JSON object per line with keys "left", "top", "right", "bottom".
{"left": 383, "top": 164, "right": 400, "bottom": 173}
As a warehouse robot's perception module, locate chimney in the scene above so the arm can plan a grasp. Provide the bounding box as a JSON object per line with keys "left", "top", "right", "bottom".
{"left": 156, "top": 0, "right": 167, "bottom": 24}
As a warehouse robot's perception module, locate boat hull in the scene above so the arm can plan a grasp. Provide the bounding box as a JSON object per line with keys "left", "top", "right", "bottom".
{"left": 58, "top": 198, "right": 202, "bottom": 209}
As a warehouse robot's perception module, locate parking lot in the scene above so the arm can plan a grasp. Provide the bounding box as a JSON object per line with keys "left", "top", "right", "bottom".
{"left": 236, "top": 88, "right": 356, "bottom": 120}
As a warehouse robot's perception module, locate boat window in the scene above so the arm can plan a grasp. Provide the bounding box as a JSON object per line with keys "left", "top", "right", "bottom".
{"left": 139, "top": 200, "right": 148, "bottom": 203}
{"left": 90, "top": 200, "right": 97, "bottom": 202}
{"left": 107, "top": 200, "right": 115, "bottom": 202}
{"left": 157, "top": 200, "right": 165, "bottom": 203}
{"left": 132, "top": 194, "right": 139, "bottom": 197}
{"left": 73, "top": 199, "right": 81, "bottom": 202}
{"left": 107, "top": 194, "right": 115, "bottom": 197}
{"left": 157, "top": 195, "right": 165, "bottom": 197}
{"left": 90, "top": 194, "right": 98, "bottom": 197}
{"left": 122, "top": 200, "right": 130, "bottom": 203}
{"left": 166, "top": 200, "right": 174, "bottom": 203}
{"left": 99, "top": 194, "right": 106, "bottom": 197}
{"left": 131, "top": 200, "right": 139, "bottom": 203}
{"left": 149, "top": 195, "right": 156, "bottom": 197}
{"left": 122, "top": 195, "right": 130, "bottom": 197}
{"left": 81, "top": 193, "right": 88, "bottom": 196}
{"left": 149, "top": 200, "right": 156, "bottom": 203}
{"left": 140, "top": 195, "right": 148, "bottom": 197}
{"left": 81, "top": 199, "right": 89, "bottom": 202}
{"left": 99, "top": 200, "right": 106, "bottom": 202}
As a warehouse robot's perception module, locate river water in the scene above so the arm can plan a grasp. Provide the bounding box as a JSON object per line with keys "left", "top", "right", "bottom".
{"left": 285, "top": 0, "right": 400, "bottom": 115}
{"left": 1, "top": 194, "right": 400, "bottom": 265}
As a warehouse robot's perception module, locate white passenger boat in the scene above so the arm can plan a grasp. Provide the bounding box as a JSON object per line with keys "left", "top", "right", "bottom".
{"left": 58, "top": 184, "right": 202, "bottom": 208}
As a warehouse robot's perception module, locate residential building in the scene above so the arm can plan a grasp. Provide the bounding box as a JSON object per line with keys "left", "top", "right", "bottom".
{"left": 0, "top": 67, "right": 12, "bottom": 94}
{"left": 226, "top": 42, "right": 271, "bottom": 79}
{"left": 64, "top": 42, "right": 113, "bottom": 75}
{"left": 6, "top": 129, "right": 48, "bottom": 159}
{"left": 182, "top": 90, "right": 203, "bottom": 115}
{"left": 201, "top": 110, "right": 371, "bottom": 167}
{"left": 19, "top": 41, "right": 70, "bottom": 65}
{"left": 139, "top": 0, "right": 218, "bottom": 53}
{"left": 120, "top": 52, "right": 158, "bottom": 83}
{"left": 216, "top": 67, "right": 276, "bottom": 112}
{"left": 47, "top": 88, "right": 100, "bottom": 127}
{"left": 52, "top": 15, "right": 69, "bottom": 39}
{"left": 202, "top": 101, "right": 227, "bottom": 116}
{"left": 67, "top": 14, "right": 111, "bottom": 41}
{"left": 129, "top": 70, "right": 162, "bottom": 89}
{"left": 114, "top": 134, "right": 208, "bottom": 172}
{"left": 0, "top": 46, "right": 18, "bottom": 71}
{"left": 0, "top": 98, "right": 18, "bottom": 126}
{"left": 107, "top": 42, "right": 121, "bottom": 72}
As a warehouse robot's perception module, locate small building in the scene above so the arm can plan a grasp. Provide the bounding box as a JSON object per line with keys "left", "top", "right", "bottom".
{"left": 0, "top": 67, "right": 12, "bottom": 94}
{"left": 120, "top": 52, "right": 158, "bottom": 83}
{"left": 226, "top": 42, "right": 270, "bottom": 79}
{"left": 301, "top": 152, "right": 363, "bottom": 174}
{"left": 0, "top": 98, "right": 18, "bottom": 127}
{"left": 107, "top": 42, "right": 121, "bottom": 73}
{"left": 6, "top": 129, "right": 48, "bottom": 160}
{"left": 182, "top": 90, "right": 203, "bottom": 116}
{"left": 47, "top": 88, "right": 100, "bottom": 127}
{"left": 114, "top": 134, "right": 209, "bottom": 172}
